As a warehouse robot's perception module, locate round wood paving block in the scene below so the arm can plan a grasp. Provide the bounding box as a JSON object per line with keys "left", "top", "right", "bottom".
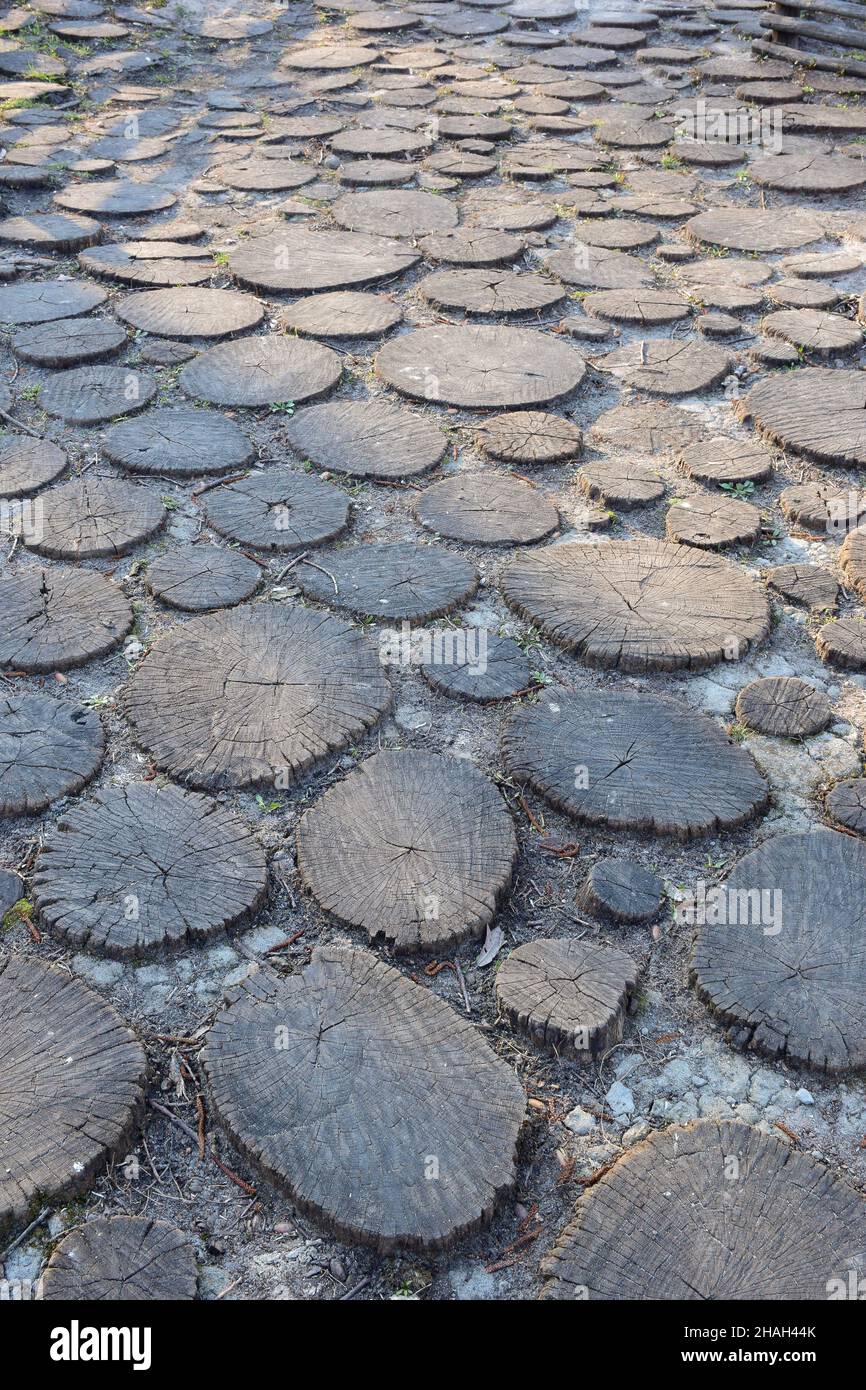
{"left": 0, "top": 956, "right": 145, "bottom": 1240}
{"left": 414, "top": 473, "right": 559, "bottom": 544}
{"left": 40, "top": 366, "right": 157, "bottom": 424}
{"left": 420, "top": 632, "right": 530, "bottom": 703}
{"left": 339, "top": 158, "right": 424, "bottom": 184}
{"left": 465, "top": 199, "right": 558, "bottom": 232}
{"left": 761, "top": 309, "right": 863, "bottom": 358}
{"left": 495, "top": 937, "right": 639, "bottom": 1058}
{"left": 294, "top": 541, "right": 478, "bottom": 620}
{"left": 684, "top": 208, "right": 822, "bottom": 253}
{"left": 566, "top": 219, "right": 660, "bottom": 253}
{"left": 692, "top": 830, "right": 866, "bottom": 1071}
{"left": 0, "top": 693, "right": 104, "bottom": 816}
{"left": 77, "top": 244, "right": 214, "bottom": 289}
{"left": 202, "top": 944, "right": 525, "bottom": 1250}
{"left": 179, "top": 337, "right": 341, "bottom": 408}
{"left": 202, "top": 468, "right": 349, "bottom": 553}
{"left": 816, "top": 617, "right": 866, "bottom": 670}
{"left": 767, "top": 279, "right": 839, "bottom": 312}
{"left": 504, "top": 687, "right": 767, "bottom": 837}
{"left": 767, "top": 562, "right": 839, "bottom": 613}
{"left": 502, "top": 539, "right": 768, "bottom": 671}
{"left": 736, "top": 675, "right": 831, "bottom": 737}
{"left": 679, "top": 436, "right": 773, "bottom": 485}
{"left": 376, "top": 325, "right": 586, "bottom": 408}
{"left": 749, "top": 151, "right": 866, "bottom": 193}
{"left": 12, "top": 316, "right": 126, "bottom": 367}
{"left": 417, "top": 268, "right": 565, "bottom": 316}
{"left": 541, "top": 1119, "right": 866, "bottom": 1299}
{"left": 285, "top": 400, "right": 446, "bottom": 481}
{"left": 55, "top": 179, "right": 176, "bottom": 216}
{"left": 297, "top": 751, "right": 516, "bottom": 951}
{"left": 578, "top": 458, "right": 664, "bottom": 510}
{"left": 33, "top": 782, "right": 268, "bottom": 957}
{"left": 546, "top": 246, "right": 651, "bottom": 291}
{"left": 597, "top": 338, "right": 731, "bottom": 396}
{"left": 740, "top": 370, "right": 866, "bottom": 468}
{"left": 826, "top": 778, "right": 866, "bottom": 834}
{"left": 26, "top": 477, "right": 165, "bottom": 560}
{"left": 591, "top": 402, "right": 705, "bottom": 456}
{"left": 0, "top": 567, "right": 132, "bottom": 673}
{"left": 124, "top": 605, "right": 391, "bottom": 791}
{"left": 583, "top": 288, "right": 689, "bottom": 326}
{"left": 581, "top": 857, "right": 662, "bottom": 923}
{"left": 330, "top": 128, "right": 432, "bottom": 159}
{"left": 280, "top": 291, "right": 402, "bottom": 339}
{"left": 417, "top": 229, "right": 524, "bottom": 267}
{"left": 0, "top": 436, "right": 67, "bottom": 497}
{"left": 841, "top": 526, "right": 866, "bottom": 602}
{"left": 102, "top": 407, "right": 254, "bottom": 478}
{"left": 146, "top": 544, "right": 261, "bottom": 611}
{"left": 780, "top": 482, "right": 866, "bottom": 533}
{"left": 211, "top": 160, "right": 316, "bottom": 192}
{"left": 42, "top": 1216, "right": 196, "bottom": 1301}
{"left": 281, "top": 44, "right": 380, "bottom": 71}
{"left": 475, "top": 410, "right": 582, "bottom": 464}
{"left": 782, "top": 250, "right": 863, "bottom": 280}
{"left": 666, "top": 493, "right": 762, "bottom": 549}
{"left": 331, "top": 189, "right": 457, "bottom": 238}
{"left": 115, "top": 287, "right": 263, "bottom": 339}
{"left": 0, "top": 279, "right": 105, "bottom": 325}
{"left": 0, "top": 212, "right": 101, "bottom": 251}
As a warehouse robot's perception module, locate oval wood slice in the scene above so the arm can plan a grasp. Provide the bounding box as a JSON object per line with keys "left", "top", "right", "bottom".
{"left": 666, "top": 493, "right": 762, "bottom": 549}
{"left": 414, "top": 473, "right": 559, "bottom": 545}
{"left": 420, "top": 632, "right": 530, "bottom": 703}
{"left": 591, "top": 402, "right": 705, "bottom": 455}
{"left": 12, "top": 317, "right": 127, "bottom": 367}
{"left": 547, "top": 246, "right": 652, "bottom": 290}
{"left": 581, "top": 857, "right": 663, "bottom": 923}
{"left": 376, "top": 325, "right": 586, "bottom": 408}
{"left": 767, "top": 562, "right": 839, "bottom": 613}
{"left": 124, "top": 605, "right": 391, "bottom": 790}
{"left": 0, "top": 956, "right": 145, "bottom": 1240}
{"left": 179, "top": 336, "right": 341, "bottom": 407}
{"left": 826, "top": 778, "right": 866, "bottom": 834}
{"left": 34, "top": 782, "right": 268, "bottom": 957}
{"left": 0, "top": 212, "right": 101, "bottom": 251}
{"left": 42, "top": 1217, "right": 196, "bottom": 1301}
{"left": 55, "top": 179, "right": 176, "bottom": 216}
{"left": 684, "top": 207, "right": 822, "bottom": 252}
{"left": 115, "top": 287, "right": 264, "bottom": 339}
{"left": 417, "top": 268, "right": 565, "bottom": 316}
{"left": 102, "top": 407, "right": 254, "bottom": 477}
{"left": 503, "top": 686, "right": 768, "bottom": 837}
{"left": 816, "top": 617, "right": 866, "bottom": 670}
{"left": 0, "top": 567, "right": 132, "bottom": 672}
{"left": 27, "top": 477, "right": 165, "bottom": 559}
{"left": 0, "top": 692, "right": 104, "bottom": 815}
{"left": 495, "top": 937, "right": 640, "bottom": 1058}
{"left": 781, "top": 481, "right": 866, "bottom": 533}
{"left": 293, "top": 541, "right": 478, "bottom": 619}
{"left": 761, "top": 308, "right": 862, "bottom": 358}
{"left": 578, "top": 458, "right": 664, "bottom": 509}
{"left": 147, "top": 544, "right": 261, "bottom": 611}
{"left": 598, "top": 338, "right": 730, "bottom": 395}
{"left": 0, "top": 279, "right": 106, "bottom": 325}
{"left": 841, "top": 526, "right": 866, "bottom": 601}
{"left": 0, "top": 436, "right": 67, "bottom": 497}
{"left": 78, "top": 243, "right": 213, "bottom": 288}
{"left": 679, "top": 436, "right": 773, "bottom": 485}
{"left": 474, "top": 410, "right": 582, "bottom": 464}
{"left": 739, "top": 368, "right": 866, "bottom": 467}
{"left": 280, "top": 291, "right": 402, "bottom": 339}
{"left": 736, "top": 675, "right": 831, "bottom": 737}
{"left": 210, "top": 159, "right": 317, "bottom": 192}
{"left": 332, "top": 189, "right": 458, "bottom": 237}
{"left": 228, "top": 228, "right": 418, "bottom": 293}
{"left": 40, "top": 366, "right": 157, "bottom": 424}
{"left": 202, "top": 945, "right": 525, "bottom": 1250}
{"left": 285, "top": 400, "right": 445, "bottom": 480}
{"left": 202, "top": 468, "right": 349, "bottom": 552}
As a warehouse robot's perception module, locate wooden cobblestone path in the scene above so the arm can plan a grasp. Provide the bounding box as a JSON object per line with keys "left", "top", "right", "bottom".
{"left": 1, "top": 0, "right": 866, "bottom": 1304}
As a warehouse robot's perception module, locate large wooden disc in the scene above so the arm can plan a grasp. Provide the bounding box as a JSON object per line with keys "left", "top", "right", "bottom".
{"left": 666, "top": 493, "right": 762, "bottom": 549}
{"left": 501, "top": 539, "right": 768, "bottom": 671}
{"left": 55, "top": 178, "right": 176, "bottom": 216}
{"left": 684, "top": 207, "right": 822, "bottom": 252}
{"left": 115, "top": 287, "right": 264, "bottom": 339}
{"left": 12, "top": 317, "right": 127, "bottom": 368}
{"left": 293, "top": 541, "right": 478, "bottom": 620}
{"left": 541, "top": 1120, "right": 866, "bottom": 1299}
{"left": 26, "top": 477, "right": 165, "bottom": 559}
{"left": 749, "top": 151, "right": 866, "bottom": 193}
{"left": 42, "top": 1217, "right": 196, "bottom": 1301}
{"left": 332, "top": 189, "right": 458, "bottom": 237}
{"left": 578, "top": 458, "right": 664, "bottom": 510}
{"left": 679, "top": 436, "right": 773, "bottom": 485}
{"left": 0, "top": 279, "right": 105, "bottom": 325}
{"left": 40, "top": 366, "right": 157, "bottom": 424}
{"left": 179, "top": 337, "right": 341, "bottom": 407}
{"left": 202, "top": 468, "right": 349, "bottom": 552}
{"left": 767, "top": 562, "right": 839, "bottom": 613}
{"left": 228, "top": 228, "right": 418, "bottom": 293}
{"left": 376, "top": 325, "right": 585, "bottom": 408}
{"left": 735, "top": 675, "right": 831, "bottom": 738}
{"left": 591, "top": 402, "right": 705, "bottom": 455}
{"left": 279, "top": 291, "right": 402, "bottom": 340}
{"left": 0, "top": 567, "right": 132, "bottom": 672}
{"left": 0, "top": 956, "right": 145, "bottom": 1240}
{"left": 503, "top": 687, "right": 768, "bottom": 837}
{"left": 761, "top": 308, "right": 863, "bottom": 358}
{"left": 475, "top": 410, "right": 582, "bottom": 464}
{"left": 0, "top": 436, "right": 67, "bottom": 497}
{"left": 598, "top": 338, "right": 730, "bottom": 395}
{"left": 0, "top": 211, "right": 100, "bottom": 251}
{"left": 0, "top": 692, "right": 104, "bottom": 815}
{"left": 417, "top": 268, "right": 565, "bottom": 316}
{"left": 124, "top": 605, "right": 391, "bottom": 791}
{"left": 692, "top": 830, "right": 866, "bottom": 1070}
{"left": 147, "top": 544, "right": 261, "bottom": 612}
{"left": 414, "top": 473, "right": 559, "bottom": 545}
{"left": 34, "top": 782, "right": 267, "bottom": 957}
{"left": 203, "top": 945, "right": 525, "bottom": 1250}
{"left": 285, "top": 400, "right": 446, "bottom": 480}
{"left": 547, "top": 246, "right": 652, "bottom": 290}
{"left": 739, "top": 369, "right": 866, "bottom": 467}
{"left": 297, "top": 750, "right": 516, "bottom": 951}
{"left": 102, "top": 407, "right": 254, "bottom": 477}
{"left": 78, "top": 243, "right": 213, "bottom": 289}
{"left": 495, "top": 937, "right": 639, "bottom": 1059}
{"left": 211, "top": 159, "right": 316, "bottom": 192}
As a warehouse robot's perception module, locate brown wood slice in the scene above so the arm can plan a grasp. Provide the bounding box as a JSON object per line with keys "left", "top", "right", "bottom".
{"left": 55, "top": 179, "right": 176, "bottom": 216}
{"left": 78, "top": 243, "right": 214, "bottom": 288}
{"left": 761, "top": 308, "right": 863, "bottom": 357}
{"left": 0, "top": 212, "right": 101, "bottom": 251}
{"left": 749, "top": 151, "right": 866, "bottom": 192}
{"left": 42, "top": 1216, "right": 196, "bottom": 1300}
{"left": 124, "top": 605, "right": 391, "bottom": 791}
{"left": 735, "top": 675, "right": 831, "bottom": 737}
{"left": 738, "top": 368, "right": 866, "bottom": 468}
{"left": 495, "top": 936, "right": 640, "bottom": 1058}
{"left": 501, "top": 539, "right": 768, "bottom": 671}
{"left": 0, "top": 956, "right": 145, "bottom": 1241}
{"left": 684, "top": 207, "right": 822, "bottom": 252}
{"left": 0, "top": 436, "right": 67, "bottom": 497}
{"left": 581, "top": 857, "right": 663, "bottom": 923}
{"left": 293, "top": 540, "right": 478, "bottom": 620}
{"left": 33, "top": 782, "right": 267, "bottom": 957}
{"left": 414, "top": 473, "right": 559, "bottom": 544}
{"left": 26, "top": 477, "right": 165, "bottom": 559}
{"left": 146, "top": 544, "right": 261, "bottom": 611}
{"left": 417, "top": 268, "right": 565, "bottom": 316}
{"left": 376, "top": 325, "right": 586, "bottom": 408}
{"left": 0, "top": 567, "right": 132, "bottom": 672}
{"left": 332, "top": 189, "right": 458, "bottom": 237}
{"left": 475, "top": 410, "right": 582, "bottom": 464}
{"left": 179, "top": 336, "right": 341, "bottom": 407}
{"left": 547, "top": 246, "right": 652, "bottom": 291}
{"left": 202, "top": 468, "right": 349, "bottom": 552}
{"left": 767, "top": 562, "right": 839, "bottom": 613}
{"left": 0, "top": 279, "right": 106, "bottom": 325}
{"left": 597, "top": 338, "right": 730, "bottom": 396}
{"left": 228, "top": 229, "right": 419, "bottom": 294}
{"left": 780, "top": 481, "right": 866, "bottom": 533}
{"left": 503, "top": 686, "right": 768, "bottom": 837}
{"left": 583, "top": 288, "right": 690, "bottom": 325}
{"left": 692, "top": 829, "right": 866, "bottom": 1070}
{"left": 816, "top": 616, "right": 866, "bottom": 669}
{"left": 202, "top": 945, "right": 525, "bottom": 1250}
{"left": 40, "top": 366, "right": 157, "bottom": 424}
{"left": 420, "top": 632, "right": 530, "bottom": 703}
{"left": 578, "top": 458, "right": 665, "bottom": 509}
{"left": 841, "top": 525, "right": 866, "bottom": 601}
{"left": 679, "top": 436, "right": 773, "bottom": 485}
{"left": 115, "top": 287, "right": 264, "bottom": 339}
{"left": 210, "top": 159, "right": 316, "bottom": 192}
{"left": 591, "top": 402, "right": 705, "bottom": 455}
{"left": 666, "top": 493, "right": 762, "bottom": 549}
{"left": 417, "top": 228, "right": 524, "bottom": 267}
{"left": 825, "top": 778, "right": 866, "bottom": 834}
{"left": 12, "top": 317, "right": 127, "bottom": 367}
{"left": 541, "top": 1120, "right": 866, "bottom": 1299}
{"left": 279, "top": 291, "right": 402, "bottom": 339}
{"left": 284, "top": 400, "right": 445, "bottom": 480}
{"left": 102, "top": 407, "right": 254, "bottom": 478}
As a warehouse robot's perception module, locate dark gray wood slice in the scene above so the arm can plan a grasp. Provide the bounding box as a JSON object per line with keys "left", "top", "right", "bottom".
{"left": 332, "top": 189, "right": 457, "bottom": 238}
{"left": 417, "top": 229, "right": 524, "bottom": 267}
{"left": 55, "top": 179, "right": 176, "bottom": 216}
{"left": 541, "top": 1120, "right": 866, "bottom": 1299}
{"left": 12, "top": 317, "right": 127, "bottom": 367}
{"left": 280, "top": 291, "right": 402, "bottom": 339}
{"left": 583, "top": 287, "right": 690, "bottom": 325}
{"left": 679, "top": 436, "right": 773, "bottom": 485}
{"left": 579, "top": 458, "right": 665, "bottom": 509}
{"left": 591, "top": 402, "right": 705, "bottom": 455}
{"left": 420, "top": 632, "right": 530, "bottom": 703}
{"left": 736, "top": 675, "right": 831, "bottom": 738}
{"left": 0, "top": 279, "right": 106, "bottom": 325}
{"left": 841, "top": 526, "right": 866, "bottom": 602}
{"left": 330, "top": 127, "right": 432, "bottom": 158}
{"left": 503, "top": 686, "right": 768, "bottom": 837}
{"left": 563, "top": 219, "right": 660, "bottom": 253}
{"left": 826, "top": 778, "right": 866, "bottom": 834}
{"left": 376, "top": 325, "right": 586, "bottom": 408}
{"left": 768, "top": 278, "right": 839, "bottom": 311}
{"left": 417, "top": 268, "right": 565, "bottom": 316}
{"left": 666, "top": 494, "right": 762, "bottom": 549}
{"left": 202, "top": 468, "right": 349, "bottom": 553}
{"left": 102, "top": 407, "right": 254, "bottom": 478}
{"left": 678, "top": 256, "right": 773, "bottom": 291}
{"left": 293, "top": 541, "right": 478, "bottom": 620}
{"left": 0, "top": 567, "right": 132, "bottom": 672}
{"left": 414, "top": 472, "right": 559, "bottom": 544}
{"left": 41, "top": 366, "right": 157, "bottom": 423}
{"left": 425, "top": 150, "right": 496, "bottom": 179}
{"left": 339, "top": 158, "right": 423, "bottom": 184}
{"left": 202, "top": 945, "right": 524, "bottom": 1250}
{"left": 741, "top": 370, "right": 866, "bottom": 468}
{"left": 146, "top": 543, "right": 261, "bottom": 611}
{"left": 179, "top": 336, "right": 341, "bottom": 407}
{"left": 684, "top": 208, "right": 822, "bottom": 252}
{"left": 495, "top": 937, "right": 640, "bottom": 1058}
{"left": 281, "top": 43, "right": 379, "bottom": 70}
{"left": 138, "top": 339, "right": 197, "bottom": 366}
{"left": 42, "top": 1217, "right": 196, "bottom": 1301}
{"left": 501, "top": 539, "right": 768, "bottom": 672}
{"left": 297, "top": 751, "right": 516, "bottom": 952}
{"left": 780, "top": 482, "right": 866, "bottom": 533}
{"left": 762, "top": 308, "right": 862, "bottom": 358}
{"left": 77, "top": 243, "right": 214, "bottom": 288}
{"left": 782, "top": 250, "right": 863, "bottom": 279}
{"left": 285, "top": 400, "right": 445, "bottom": 480}
{"left": 0, "top": 868, "right": 23, "bottom": 919}
{"left": 124, "top": 605, "right": 391, "bottom": 791}
{"left": 0, "top": 956, "right": 145, "bottom": 1241}
{"left": 0, "top": 691, "right": 104, "bottom": 815}
{"left": 817, "top": 617, "right": 866, "bottom": 670}
{"left": 229, "top": 228, "right": 419, "bottom": 294}
{"left": 581, "top": 858, "right": 662, "bottom": 924}
{"left": 598, "top": 338, "right": 731, "bottom": 396}
{"left": 0, "top": 436, "right": 67, "bottom": 497}
{"left": 0, "top": 212, "right": 100, "bottom": 251}
{"left": 465, "top": 198, "right": 557, "bottom": 232}
{"left": 115, "top": 287, "right": 264, "bottom": 339}
{"left": 749, "top": 151, "right": 866, "bottom": 193}
{"left": 211, "top": 159, "right": 316, "bottom": 191}
{"left": 475, "top": 410, "right": 582, "bottom": 464}
{"left": 692, "top": 830, "right": 866, "bottom": 1071}
{"left": 767, "top": 562, "right": 839, "bottom": 613}
{"left": 34, "top": 782, "right": 268, "bottom": 957}
{"left": 27, "top": 477, "right": 165, "bottom": 560}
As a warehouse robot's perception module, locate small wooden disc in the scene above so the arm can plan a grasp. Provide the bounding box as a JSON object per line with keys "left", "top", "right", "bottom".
{"left": 735, "top": 676, "right": 831, "bottom": 738}
{"left": 495, "top": 937, "right": 640, "bottom": 1058}
{"left": 42, "top": 1217, "right": 196, "bottom": 1301}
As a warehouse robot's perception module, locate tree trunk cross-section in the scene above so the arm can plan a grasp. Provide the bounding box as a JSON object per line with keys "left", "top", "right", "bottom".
{"left": 0, "top": 436, "right": 67, "bottom": 498}
{"left": 0, "top": 567, "right": 133, "bottom": 672}
{"left": 414, "top": 473, "right": 560, "bottom": 545}
{"left": 495, "top": 937, "right": 640, "bottom": 1059}
{"left": 179, "top": 336, "right": 342, "bottom": 408}
{"left": 285, "top": 400, "right": 446, "bottom": 481}
{"left": 42, "top": 1216, "right": 197, "bottom": 1301}
{"left": 826, "top": 778, "right": 866, "bottom": 834}
{"left": 0, "top": 692, "right": 104, "bottom": 815}
{"left": 202, "top": 468, "right": 350, "bottom": 553}
{"left": 24, "top": 477, "right": 166, "bottom": 560}
{"left": 102, "top": 407, "right": 254, "bottom": 478}
{"left": 297, "top": 750, "right": 517, "bottom": 951}
{"left": 738, "top": 369, "right": 866, "bottom": 468}
{"left": 202, "top": 945, "right": 526, "bottom": 1251}
{"left": 376, "top": 325, "right": 586, "bottom": 409}
{"left": 0, "top": 955, "right": 146, "bottom": 1241}
{"left": 293, "top": 541, "right": 478, "bottom": 621}
{"left": 146, "top": 544, "right": 261, "bottom": 612}
{"left": 541, "top": 1120, "right": 866, "bottom": 1300}
{"left": 735, "top": 676, "right": 831, "bottom": 738}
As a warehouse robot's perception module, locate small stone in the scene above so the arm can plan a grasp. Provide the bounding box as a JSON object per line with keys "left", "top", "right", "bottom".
{"left": 394, "top": 704, "right": 432, "bottom": 733}
{"left": 605, "top": 1080, "right": 635, "bottom": 1119}
{"left": 622, "top": 1119, "right": 651, "bottom": 1147}
{"left": 564, "top": 1105, "right": 597, "bottom": 1136}
{"left": 71, "top": 954, "right": 125, "bottom": 988}
{"left": 323, "top": 155, "right": 341, "bottom": 170}
{"left": 796, "top": 1088, "right": 815, "bottom": 1105}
